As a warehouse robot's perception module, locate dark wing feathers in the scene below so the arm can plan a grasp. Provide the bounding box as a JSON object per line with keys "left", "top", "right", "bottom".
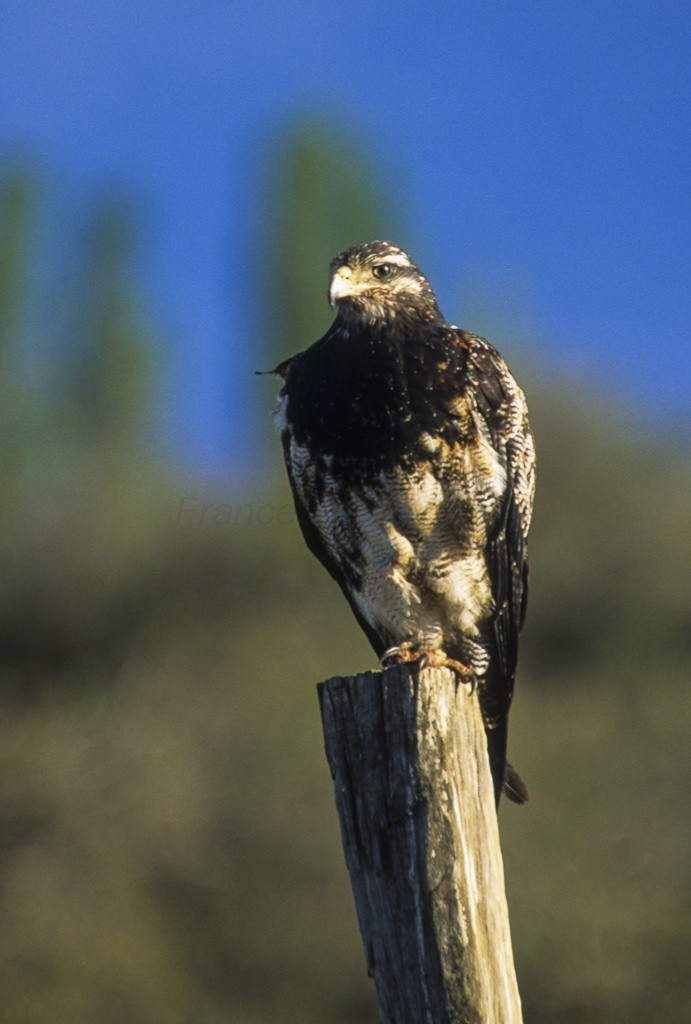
{"left": 463, "top": 332, "right": 534, "bottom": 725}
{"left": 458, "top": 332, "right": 533, "bottom": 803}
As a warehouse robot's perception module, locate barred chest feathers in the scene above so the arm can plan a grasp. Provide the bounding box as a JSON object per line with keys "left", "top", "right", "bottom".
{"left": 278, "top": 394, "right": 508, "bottom": 670}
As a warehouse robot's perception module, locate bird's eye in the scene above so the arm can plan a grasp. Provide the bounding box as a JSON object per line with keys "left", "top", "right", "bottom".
{"left": 372, "top": 263, "right": 392, "bottom": 279}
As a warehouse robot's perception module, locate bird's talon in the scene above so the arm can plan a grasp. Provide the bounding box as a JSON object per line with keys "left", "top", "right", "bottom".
{"left": 380, "top": 645, "right": 402, "bottom": 668}
{"left": 461, "top": 674, "right": 476, "bottom": 695}
{"left": 381, "top": 645, "right": 474, "bottom": 690}
{"left": 432, "top": 656, "right": 476, "bottom": 693}
{"left": 380, "top": 642, "right": 426, "bottom": 669}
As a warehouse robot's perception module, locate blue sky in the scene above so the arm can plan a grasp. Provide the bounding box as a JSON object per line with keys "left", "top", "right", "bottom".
{"left": 2, "top": 1, "right": 690, "bottom": 470}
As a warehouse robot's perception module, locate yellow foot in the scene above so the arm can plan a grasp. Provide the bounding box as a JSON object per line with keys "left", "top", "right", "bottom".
{"left": 381, "top": 644, "right": 476, "bottom": 693}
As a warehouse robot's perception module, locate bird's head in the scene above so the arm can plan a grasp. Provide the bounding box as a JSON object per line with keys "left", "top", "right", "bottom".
{"left": 328, "top": 241, "right": 442, "bottom": 325}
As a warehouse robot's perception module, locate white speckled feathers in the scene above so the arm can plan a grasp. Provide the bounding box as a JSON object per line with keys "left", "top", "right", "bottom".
{"left": 279, "top": 358, "right": 532, "bottom": 674}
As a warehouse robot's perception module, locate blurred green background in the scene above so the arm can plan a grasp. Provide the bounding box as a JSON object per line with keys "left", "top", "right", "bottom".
{"left": 1, "top": 123, "right": 690, "bottom": 1024}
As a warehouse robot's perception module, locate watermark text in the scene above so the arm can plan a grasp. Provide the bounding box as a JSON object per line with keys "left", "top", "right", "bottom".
{"left": 175, "top": 494, "right": 294, "bottom": 529}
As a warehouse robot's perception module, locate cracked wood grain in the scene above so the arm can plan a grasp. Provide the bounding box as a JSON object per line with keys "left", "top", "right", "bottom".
{"left": 318, "top": 664, "right": 522, "bottom": 1024}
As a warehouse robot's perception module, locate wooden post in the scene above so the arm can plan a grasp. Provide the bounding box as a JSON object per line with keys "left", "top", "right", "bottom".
{"left": 318, "top": 664, "right": 522, "bottom": 1024}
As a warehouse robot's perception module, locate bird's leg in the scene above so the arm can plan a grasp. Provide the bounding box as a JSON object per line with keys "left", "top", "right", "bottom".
{"left": 423, "top": 649, "right": 476, "bottom": 693}
{"left": 381, "top": 643, "right": 476, "bottom": 693}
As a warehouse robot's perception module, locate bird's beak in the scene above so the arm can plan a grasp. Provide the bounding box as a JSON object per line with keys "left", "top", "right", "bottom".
{"left": 329, "top": 265, "right": 353, "bottom": 309}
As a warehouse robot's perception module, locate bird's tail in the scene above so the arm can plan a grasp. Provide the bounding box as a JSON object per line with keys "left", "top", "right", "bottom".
{"left": 502, "top": 761, "right": 529, "bottom": 804}
{"left": 486, "top": 719, "right": 529, "bottom": 806}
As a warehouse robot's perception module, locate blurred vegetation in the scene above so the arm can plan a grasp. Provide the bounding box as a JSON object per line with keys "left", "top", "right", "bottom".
{"left": 0, "top": 129, "right": 689, "bottom": 1024}
{"left": 261, "top": 117, "right": 403, "bottom": 367}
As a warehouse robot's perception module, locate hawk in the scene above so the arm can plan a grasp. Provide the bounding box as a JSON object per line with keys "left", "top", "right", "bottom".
{"left": 271, "top": 241, "right": 535, "bottom": 806}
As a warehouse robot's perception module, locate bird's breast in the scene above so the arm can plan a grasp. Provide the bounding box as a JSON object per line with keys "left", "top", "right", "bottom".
{"left": 279, "top": 323, "right": 470, "bottom": 464}
{"left": 283, "top": 427, "right": 505, "bottom": 651}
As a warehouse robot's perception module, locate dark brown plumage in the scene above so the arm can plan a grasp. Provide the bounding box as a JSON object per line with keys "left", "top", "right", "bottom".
{"left": 272, "top": 241, "right": 535, "bottom": 806}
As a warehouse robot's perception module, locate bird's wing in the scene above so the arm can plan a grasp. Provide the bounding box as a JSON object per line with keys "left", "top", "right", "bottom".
{"left": 461, "top": 330, "right": 535, "bottom": 724}
{"left": 277, "top": 352, "right": 389, "bottom": 659}
{"left": 454, "top": 331, "right": 534, "bottom": 803}
{"left": 289, "top": 487, "right": 388, "bottom": 657}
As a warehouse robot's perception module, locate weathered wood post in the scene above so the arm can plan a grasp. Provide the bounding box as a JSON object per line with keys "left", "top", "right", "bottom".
{"left": 318, "top": 664, "right": 522, "bottom": 1024}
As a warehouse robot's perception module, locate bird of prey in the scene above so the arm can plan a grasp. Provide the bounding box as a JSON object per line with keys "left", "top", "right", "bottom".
{"left": 271, "top": 241, "right": 535, "bottom": 806}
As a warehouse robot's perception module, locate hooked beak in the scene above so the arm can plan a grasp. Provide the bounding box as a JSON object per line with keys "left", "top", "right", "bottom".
{"left": 328, "top": 265, "right": 353, "bottom": 308}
